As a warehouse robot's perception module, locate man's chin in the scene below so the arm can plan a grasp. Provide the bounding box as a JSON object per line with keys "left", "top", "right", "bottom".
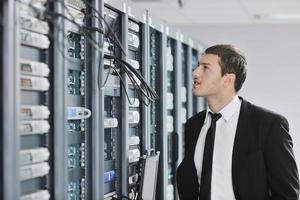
{"left": 192, "top": 91, "right": 205, "bottom": 97}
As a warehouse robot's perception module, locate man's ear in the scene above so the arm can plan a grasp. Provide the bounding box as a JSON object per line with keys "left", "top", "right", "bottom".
{"left": 223, "top": 73, "right": 236, "bottom": 88}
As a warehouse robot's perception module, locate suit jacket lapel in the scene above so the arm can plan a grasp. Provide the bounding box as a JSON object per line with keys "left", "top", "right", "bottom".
{"left": 188, "top": 111, "right": 206, "bottom": 159}
{"left": 232, "top": 98, "right": 255, "bottom": 199}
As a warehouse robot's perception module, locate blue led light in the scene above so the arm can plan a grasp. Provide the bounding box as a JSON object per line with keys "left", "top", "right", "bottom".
{"left": 104, "top": 170, "right": 116, "bottom": 183}
{"left": 68, "top": 108, "right": 76, "bottom": 118}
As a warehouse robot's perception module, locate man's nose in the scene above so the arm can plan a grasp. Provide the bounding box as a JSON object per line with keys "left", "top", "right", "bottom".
{"left": 192, "top": 66, "right": 200, "bottom": 77}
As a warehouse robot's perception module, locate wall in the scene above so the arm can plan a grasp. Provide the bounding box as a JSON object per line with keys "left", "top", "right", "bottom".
{"left": 178, "top": 24, "right": 300, "bottom": 169}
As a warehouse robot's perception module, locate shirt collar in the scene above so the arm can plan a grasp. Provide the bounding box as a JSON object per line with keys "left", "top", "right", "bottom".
{"left": 204, "top": 95, "right": 241, "bottom": 124}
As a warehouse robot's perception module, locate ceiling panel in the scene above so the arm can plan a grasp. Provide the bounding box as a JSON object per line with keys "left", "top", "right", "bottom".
{"left": 129, "top": 0, "right": 300, "bottom": 24}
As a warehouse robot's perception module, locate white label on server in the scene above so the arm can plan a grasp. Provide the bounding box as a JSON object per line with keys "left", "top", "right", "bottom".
{"left": 166, "top": 116, "right": 174, "bottom": 133}
{"left": 166, "top": 47, "right": 174, "bottom": 71}
{"left": 128, "top": 136, "right": 140, "bottom": 146}
{"left": 128, "top": 32, "right": 140, "bottom": 50}
{"left": 20, "top": 162, "right": 50, "bottom": 181}
{"left": 127, "top": 58, "right": 140, "bottom": 70}
{"left": 20, "top": 29, "right": 50, "bottom": 49}
{"left": 20, "top": 59, "right": 50, "bottom": 77}
{"left": 20, "top": 105, "right": 50, "bottom": 119}
{"left": 19, "top": 120, "right": 50, "bottom": 135}
{"left": 128, "top": 148, "right": 140, "bottom": 163}
{"left": 20, "top": 190, "right": 50, "bottom": 200}
{"left": 19, "top": 15, "right": 49, "bottom": 35}
{"left": 128, "top": 111, "right": 140, "bottom": 125}
{"left": 21, "top": 75, "right": 50, "bottom": 91}
{"left": 20, "top": 148, "right": 50, "bottom": 165}
{"left": 166, "top": 93, "right": 174, "bottom": 110}
{"left": 128, "top": 21, "right": 139, "bottom": 33}
{"left": 104, "top": 118, "right": 118, "bottom": 128}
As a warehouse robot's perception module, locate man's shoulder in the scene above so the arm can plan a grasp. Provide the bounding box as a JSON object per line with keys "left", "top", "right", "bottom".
{"left": 242, "top": 98, "right": 288, "bottom": 125}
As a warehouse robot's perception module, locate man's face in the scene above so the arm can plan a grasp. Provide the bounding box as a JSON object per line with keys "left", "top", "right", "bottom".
{"left": 192, "top": 54, "right": 224, "bottom": 97}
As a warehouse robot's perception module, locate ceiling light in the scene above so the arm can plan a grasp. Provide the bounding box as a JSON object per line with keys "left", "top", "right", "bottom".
{"left": 253, "top": 13, "right": 300, "bottom": 20}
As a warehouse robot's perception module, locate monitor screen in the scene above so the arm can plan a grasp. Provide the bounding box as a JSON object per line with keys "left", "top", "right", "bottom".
{"left": 140, "top": 153, "right": 160, "bottom": 200}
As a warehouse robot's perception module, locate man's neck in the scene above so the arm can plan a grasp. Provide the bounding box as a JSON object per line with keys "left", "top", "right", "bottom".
{"left": 207, "top": 94, "right": 237, "bottom": 113}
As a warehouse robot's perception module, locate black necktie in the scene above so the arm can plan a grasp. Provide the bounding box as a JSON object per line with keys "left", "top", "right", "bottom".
{"left": 199, "top": 112, "right": 222, "bottom": 200}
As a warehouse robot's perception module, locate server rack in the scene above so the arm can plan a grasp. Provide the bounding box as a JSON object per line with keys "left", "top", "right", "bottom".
{"left": 165, "top": 24, "right": 179, "bottom": 200}
{"left": 147, "top": 14, "right": 166, "bottom": 200}
{"left": 101, "top": 1, "right": 124, "bottom": 198}
{"left": 178, "top": 34, "right": 189, "bottom": 166}
{"left": 1, "top": 0, "right": 203, "bottom": 199}
{"left": 17, "top": 0, "right": 52, "bottom": 199}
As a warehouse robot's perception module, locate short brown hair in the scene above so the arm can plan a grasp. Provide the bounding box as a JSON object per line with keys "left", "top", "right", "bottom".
{"left": 205, "top": 44, "right": 247, "bottom": 92}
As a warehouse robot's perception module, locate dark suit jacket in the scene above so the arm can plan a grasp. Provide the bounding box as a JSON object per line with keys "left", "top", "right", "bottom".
{"left": 176, "top": 98, "right": 299, "bottom": 200}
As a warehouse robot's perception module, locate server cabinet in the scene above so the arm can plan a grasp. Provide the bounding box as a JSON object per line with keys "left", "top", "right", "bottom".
{"left": 0, "top": 0, "right": 203, "bottom": 198}
{"left": 147, "top": 15, "right": 167, "bottom": 200}
{"left": 17, "top": 0, "right": 52, "bottom": 199}
{"left": 102, "top": 1, "right": 158, "bottom": 199}
{"left": 165, "top": 25, "right": 179, "bottom": 200}
{"left": 102, "top": 2, "right": 124, "bottom": 198}
{"left": 178, "top": 36, "right": 189, "bottom": 165}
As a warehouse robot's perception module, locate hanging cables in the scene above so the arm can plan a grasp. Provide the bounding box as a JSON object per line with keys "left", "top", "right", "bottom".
{"left": 17, "top": 0, "right": 159, "bottom": 105}
{"left": 105, "top": 54, "right": 159, "bottom": 103}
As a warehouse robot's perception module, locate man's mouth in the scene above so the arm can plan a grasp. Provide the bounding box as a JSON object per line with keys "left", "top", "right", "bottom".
{"left": 193, "top": 80, "right": 201, "bottom": 87}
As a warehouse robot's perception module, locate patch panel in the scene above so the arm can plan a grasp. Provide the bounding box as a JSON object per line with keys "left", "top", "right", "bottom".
{"left": 166, "top": 93, "right": 174, "bottom": 110}
{"left": 20, "top": 59, "right": 50, "bottom": 77}
{"left": 128, "top": 32, "right": 140, "bottom": 50}
{"left": 68, "top": 144, "right": 85, "bottom": 168}
{"left": 68, "top": 178, "right": 86, "bottom": 200}
{"left": 104, "top": 118, "right": 118, "bottom": 128}
{"left": 20, "top": 148, "right": 50, "bottom": 165}
{"left": 68, "top": 70, "right": 85, "bottom": 96}
{"left": 68, "top": 120, "right": 85, "bottom": 132}
{"left": 104, "top": 73, "right": 120, "bottom": 86}
{"left": 67, "top": 32, "right": 85, "bottom": 60}
{"left": 128, "top": 136, "right": 140, "bottom": 146}
{"left": 166, "top": 116, "right": 174, "bottom": 133}
{"left": 128, "top": 110, "right": 140, "bottom": 125}
{"left": 19, "top": 0, "right": 47, "bottom": 17}
{"left": 128, "top": 148, "right": 141, "bottom": 163}
{"left": 20, "top": 29, "right": 50, "bottom": 49}
{"left": 19, "top": 120, "right": 50, "bottom": 135}
{"left": 19, "top": 162, "right": 50, "bottom": 181}
{"left": 128, "top": 21, "right": 140, "bottom": 33}
{"left": 20, "top": 105, "right": 50, "bottom": 120}
{"left": 20, "top": 75, "right": 50, "bottom": 91}
{"left": 19, "top": 15, "right": 49, "bottom": 35}
{"left": 127, "top": 58, "right": 140, "bottom": 70}
{"left": 20, "top": 190, "right": 50, "bottom": 200}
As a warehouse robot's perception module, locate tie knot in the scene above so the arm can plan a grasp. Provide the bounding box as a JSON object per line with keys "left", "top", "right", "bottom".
{"left": 209, "top": 112, "right": 222, "bottom": 122}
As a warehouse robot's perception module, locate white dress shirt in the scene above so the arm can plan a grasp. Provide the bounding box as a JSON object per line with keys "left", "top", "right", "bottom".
{"left": 194, "top": 95, "right": 241, "bottom": 200}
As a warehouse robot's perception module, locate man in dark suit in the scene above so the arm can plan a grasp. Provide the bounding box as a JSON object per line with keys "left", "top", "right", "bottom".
{"left": 176, "top": 44, "right": 299, "bottom": 200}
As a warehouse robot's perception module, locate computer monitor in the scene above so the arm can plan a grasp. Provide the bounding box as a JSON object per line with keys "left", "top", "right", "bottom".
{"left": 139, "top": 152, "right": 160, "bottom": 200}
